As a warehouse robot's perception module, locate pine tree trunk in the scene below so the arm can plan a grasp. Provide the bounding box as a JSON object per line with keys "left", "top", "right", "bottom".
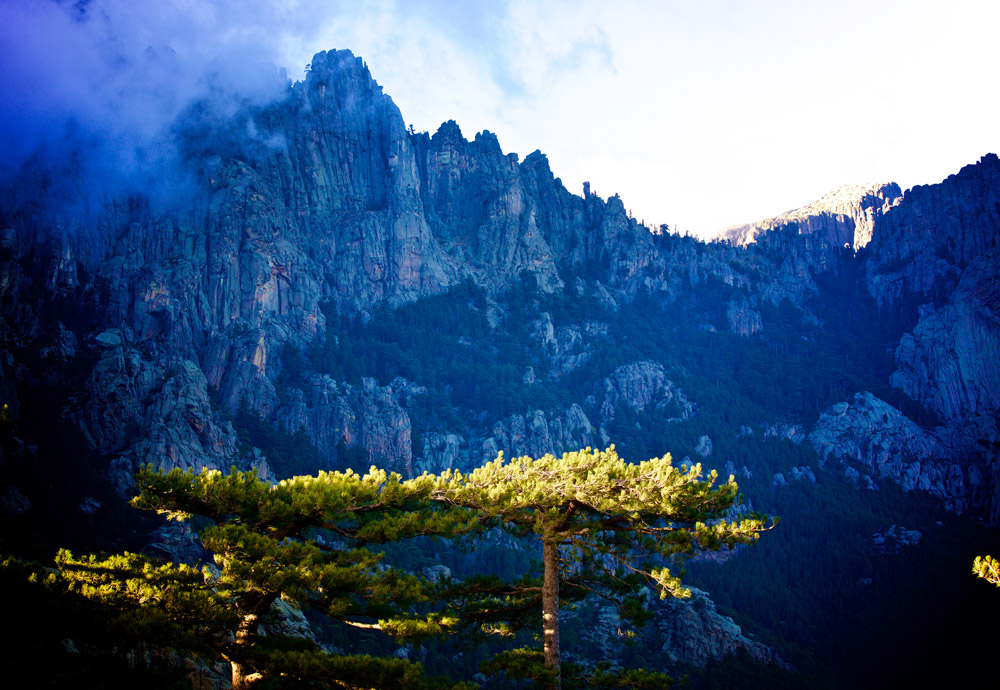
{"left": 230, "top": 610, "right": 262, "bottom": 690}
{"left": 231, "top": 660, "right": 253, "bottom": 690}
{"left": 542, "top": 538, "right": 561, "bottom": 690}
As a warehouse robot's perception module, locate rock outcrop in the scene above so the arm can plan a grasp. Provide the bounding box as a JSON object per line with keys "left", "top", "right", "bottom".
{"left": 860, "top": 154, "right": 1000, "bottom": 520}
{"left": 725, "top": 182, "right": 903, "bottom": 251}
{"left": 593, "top": 361, "right": 696, "bottom": 426}
{"left": 808, "top": 393, "right": 968, "bottom": 511}
{"left": 480, "top": 404, "right": 599, "bottom": 465}
{"left": 655, "top": 587, "right": 779, "bottom": 667}
{"left": 529, "top": 313, "right": 610, "bottom": 379}
{"left": 3, "top": 41, "right": 1000, "bottom": 689}
{"left": 726, "top": 297, "right": 763, "bottom": 337}
{"left": 276, "top": 375, "right": 416, "bottom": 475}
{"left": 890, "top": 251, "right": 1000, "bottom": 424}
{"left": 569, "top": 587, "right": 780, "bottom": 670}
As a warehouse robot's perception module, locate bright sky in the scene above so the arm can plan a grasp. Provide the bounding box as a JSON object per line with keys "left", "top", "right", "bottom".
{"left": 3, "top": 0, "right": 999, "bottom": 237}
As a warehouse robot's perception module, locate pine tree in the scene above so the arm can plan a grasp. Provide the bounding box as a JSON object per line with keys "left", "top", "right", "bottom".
{"left": 54, "top": 465, "right": 480, "bottom": 689}
{"left": 973, "top": 555, "right": 1000, "bottom": 586}
{"left": 434, "top": 446, "right": 771, "bottom": 689}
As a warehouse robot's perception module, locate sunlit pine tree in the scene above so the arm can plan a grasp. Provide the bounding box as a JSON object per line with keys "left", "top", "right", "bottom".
{"left": 434, "top": 445, "right": 771, "bottom": 690}
{"left": 54, "top": 465, "right": 480, "bottom": 690}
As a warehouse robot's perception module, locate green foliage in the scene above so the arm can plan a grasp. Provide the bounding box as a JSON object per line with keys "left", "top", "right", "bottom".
{"left": 44, "top": 465, "right": 483, "bottom": 689}
{"left": 245, "top": 266, "right": 965, "bottom": 687}
{"left": 0, "top": 556, "right": 193, "bottom": 688}
{"left": 564, "top": 662, "right": 674, "bottom": 690}
{"left": 439, "top": 446, "right": 769, "bottom": 601}
{"left": 481, "top": 648, "right": 554, "bottom": 687}
{"left": 973, "top": 554, "right": 1000, "bottom": 586}
{"left": 435, "top": 446, "right": 771, "bottom": 687}
{"left": 311, "top": 278, "right": 571, "bottom": 435}
{"left": 685, "top": 468, "right": 1000, "bottom": 689}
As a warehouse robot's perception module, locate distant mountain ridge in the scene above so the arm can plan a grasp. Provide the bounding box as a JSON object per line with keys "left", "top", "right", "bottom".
{"left": 722, "top": 181, "right": 903, "bottom": 250}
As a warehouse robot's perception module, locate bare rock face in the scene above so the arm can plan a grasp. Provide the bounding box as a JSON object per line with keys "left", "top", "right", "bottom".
{"left": 131, "top": 359, "right": 243, "bottom": 475}
{"left": 415, "top": 432, "right": 466, "bottom": 474}
{"left": 860, "top": 154, "right": 1000, "bottom": 521}
{"left": 415, "top": 123, "right": 563, "bottom": 293}
{"left": 891, "top": 250, "right": 1000, "bottom": 423}
{"left": 0, "top": 48, "right": 732, "bottom": 489}
{"left": 70, "top": 333, "right": 250, "bottom": 493}
{"left": 414, "top": 404, "right": 600, "bottom": 475}
{"left": 726, "top": 297, "right": 763, "bottom": 337}
{"left": 655, "top": 587, "right": 779, "bottom": 667}
{"left": 865, "top": 154, "right": 1000, "bottom": 307}
{"left": 887, "top": 250, "right": 1000, "bottom": 521}
{"left": 73, "top": 334, "right": 161, "bottom": 456}
{"left": 276, "top": 374, "right": 415, "bottom": 475}
{"left": 872, "top": 524, "right": 922, "bottom": 553}
{"left": 725, "top": 182, "right": 903, "bottom": 251}
{"left": 261, "top": 598, "right": 316, "bottom": 643}
{"left": 529, "top": 313, "right": 609, "bottom": 379}
{"left": 808, "top": 393, "right": 967, "bottom": 511}
{"left": 480, "top": 403, "right": 598, "bottom": 464}
{"left": 718, "top": 183, "right": 902, "bottom": 314}
{"left": 595, "top": 361, "right": 696, "bottom": 425}
{"left": 2, "top": 44, "right": 998, "bottom": 538}
{"left": 569, "top": 587, "right": 780, "bottom": 669}
{"left": 762, "top": 423, "right": 806, "bottom": 444}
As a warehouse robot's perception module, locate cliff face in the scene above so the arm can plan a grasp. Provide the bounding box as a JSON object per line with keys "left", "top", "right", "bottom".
{"left": 714, "top": 156, "right": 1000, "bottom": 521}
{"left": 0, "top": 49, "right": 758, "bottom": 487}
{"left": 864, "top": 154, "right": 1000, "bottom": 306}
{"left": 860, "top": 154, "right": 1000, "bottom": 520}
{"left": 1, "top": 46, "right": 997, "bottom": 515}
{"left": 808, "top": 392, "right": 969, "bottom": 512}
{"left": 724, "top": 183, "right": 903, "bottom": 251}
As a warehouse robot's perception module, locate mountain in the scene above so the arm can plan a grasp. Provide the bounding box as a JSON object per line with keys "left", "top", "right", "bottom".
{"left": 2, "top": 49, "right": 999, "bottom": 689}
{"left": 722, "top": 181, "right": 903, "bottom": 251}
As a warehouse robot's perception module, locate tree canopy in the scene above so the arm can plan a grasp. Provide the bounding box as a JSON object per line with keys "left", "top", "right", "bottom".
{"left": 433, "top": 446, "right": 771, "bottom": 689}
{"left": 56, "top": 464, "right": 480, "bottom": 690}
{"left": 973, "top": 555, "right": 1000, "bottom": 587}
{"left": 23, "top": 447, "right": 771, "bottom": 689}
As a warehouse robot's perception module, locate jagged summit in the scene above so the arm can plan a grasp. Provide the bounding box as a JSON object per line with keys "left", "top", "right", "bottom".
{"left": 723, "top": 181, "right": 903, "bottom": 250}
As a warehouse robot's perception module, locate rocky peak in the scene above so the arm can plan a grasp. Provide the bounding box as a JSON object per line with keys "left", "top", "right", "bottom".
{"left": 430, "top": 119, "right": 465, "bottom": 147}
{"left": 302, "top": 49, "right": 386, "bottom": 107}
{"left": 724, "top": 182, "right": 902, "bottom": 250}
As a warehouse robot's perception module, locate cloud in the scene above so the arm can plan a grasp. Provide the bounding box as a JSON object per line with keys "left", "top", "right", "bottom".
{"left": 0, "top": 0, "right": 618, "bottom": 215}
{"left": 0, "top": 0, "right": 293, "bottom": 211}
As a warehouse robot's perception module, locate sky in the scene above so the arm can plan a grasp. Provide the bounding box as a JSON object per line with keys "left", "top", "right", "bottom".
{"left": 2, "top": 0, "right": 998, "bottom": 237}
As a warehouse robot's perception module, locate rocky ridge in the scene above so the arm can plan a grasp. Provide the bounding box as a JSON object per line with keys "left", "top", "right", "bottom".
{"left": 413, "top": 361, "right": 695, "bottom": 475}
{"left": 0, "top": 49, "right": 748, "bottom": 488}
{"left": 0, "top": 49, "right": 996, "bottom": 520}
{"left": 724, "top": 182, "right": 903, "bottom": 251}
